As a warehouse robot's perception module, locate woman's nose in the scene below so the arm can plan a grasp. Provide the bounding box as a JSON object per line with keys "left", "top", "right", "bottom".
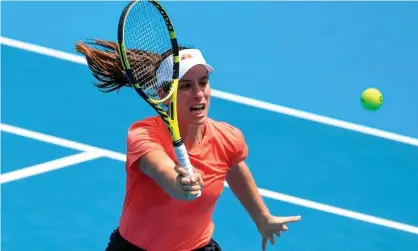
{"left": 192, "top": 85, "right": 204, "bottom": 99}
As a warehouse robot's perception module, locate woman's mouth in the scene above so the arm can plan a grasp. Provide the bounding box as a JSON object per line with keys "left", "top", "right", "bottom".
{"left": 189, "top": 104, "right": 206, "bottom": 117}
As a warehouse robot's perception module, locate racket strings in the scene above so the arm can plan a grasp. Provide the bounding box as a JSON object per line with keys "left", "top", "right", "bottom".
{"left": 123, "top": 1, "right": 174, "bottom": 102}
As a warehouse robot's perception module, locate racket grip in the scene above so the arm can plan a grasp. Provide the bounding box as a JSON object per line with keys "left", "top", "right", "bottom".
{"left": 174, "top": 143, "right": 194, "bottom": 176}
{"left": 174, "top": 143, "right": 201, "bottom": 199}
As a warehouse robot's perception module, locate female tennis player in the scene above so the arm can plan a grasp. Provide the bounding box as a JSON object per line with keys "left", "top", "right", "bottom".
{"left": 75, "top": 39, "right": 301, "bottom": 251}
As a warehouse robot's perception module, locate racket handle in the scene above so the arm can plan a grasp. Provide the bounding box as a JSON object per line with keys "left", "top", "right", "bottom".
{"left": 174, "top": 143, "right": 194, "bottom": 176}
{"left": 174, "top": 143, "right": 201, "bottom": 199}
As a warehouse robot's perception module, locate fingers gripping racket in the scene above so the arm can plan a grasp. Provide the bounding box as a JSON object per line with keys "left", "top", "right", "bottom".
{"left": 117, "top": 0, "right": 200, "bottom": 196}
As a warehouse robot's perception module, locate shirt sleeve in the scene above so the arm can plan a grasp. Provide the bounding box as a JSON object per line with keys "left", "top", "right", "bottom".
{"left": 125, "top": 118, "right": 167, "bottom": 171}
{"left": 229, "top": 126, "right": 249, "bottom": 167}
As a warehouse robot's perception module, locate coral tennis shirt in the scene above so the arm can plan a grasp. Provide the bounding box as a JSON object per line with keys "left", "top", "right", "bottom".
{"left": 118, "top": 116, "right": 248, "bottom": 251}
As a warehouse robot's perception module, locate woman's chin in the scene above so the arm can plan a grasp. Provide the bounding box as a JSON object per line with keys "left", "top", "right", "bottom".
{"left": 190, "top": 117, "right": 207, "bottom": 125}
{"left": 179, "top": 112, "right": 208, "bottom": 127}
{"left": 187, "top": 114, "right": 207, "bottom": 125}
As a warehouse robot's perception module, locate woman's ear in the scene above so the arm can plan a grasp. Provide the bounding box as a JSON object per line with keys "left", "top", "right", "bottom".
{"left": 157, "top": 88, "right": 167, "bottom": 100}
{"left": 157, "top": 87, "right": 172, "bottom": 106}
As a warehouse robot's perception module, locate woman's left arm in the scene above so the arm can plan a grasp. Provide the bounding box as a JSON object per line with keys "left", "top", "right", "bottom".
{"left": 226, "top": 161, "right": 301, "bottom": 250}
{"left": 226, "top": 160, "right": 270, "bottom": 224}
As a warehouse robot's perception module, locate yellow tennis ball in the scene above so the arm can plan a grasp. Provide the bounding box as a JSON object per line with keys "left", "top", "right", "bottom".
{"left": 361, "top": 88, "right": 383, "bottom": 111}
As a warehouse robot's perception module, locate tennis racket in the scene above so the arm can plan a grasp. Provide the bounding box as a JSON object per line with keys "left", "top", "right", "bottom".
{"left": 117, "top": 0, "right": 200, "bottom": 197}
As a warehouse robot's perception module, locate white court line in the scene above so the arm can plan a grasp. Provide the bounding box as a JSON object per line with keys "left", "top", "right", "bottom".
{"left": 0, "top": 123, "right": 125, "bottom": 161}
{"left": 1, "top": 36, "right": 418, "bottom": 147}
{"left": 256, "top": 187, "right": 418, "bottom": 235}
{"left": 1, "top": 123, "right": 417, "bottom": 235}
{"left": 0, "top": 151, "right": 103, "bottom": 184}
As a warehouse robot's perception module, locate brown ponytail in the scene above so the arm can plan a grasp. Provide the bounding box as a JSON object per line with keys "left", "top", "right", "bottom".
{"left": 75, "top": 39, "right": 191, "bottom": 93}
{"left": 75, "top": 39, "right": 129, "bottom": 92}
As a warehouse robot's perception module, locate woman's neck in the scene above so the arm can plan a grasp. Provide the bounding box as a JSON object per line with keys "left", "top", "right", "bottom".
{"left": 180, "top": 122, "right": 207, "bottom": 150}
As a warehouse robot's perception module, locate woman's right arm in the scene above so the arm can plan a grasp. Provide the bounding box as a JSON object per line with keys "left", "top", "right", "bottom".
{"left": 138, "top": 150, "right": 202, "bottom": 200}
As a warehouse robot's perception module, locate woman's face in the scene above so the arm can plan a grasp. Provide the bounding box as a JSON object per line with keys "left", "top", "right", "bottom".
{"left": 176, "top": 64, "right": 211, "bottom": 126}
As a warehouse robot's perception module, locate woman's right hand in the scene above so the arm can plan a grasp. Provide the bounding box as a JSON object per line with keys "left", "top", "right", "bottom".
{"left": 174, "top": 165, "right": 203, "bottom": 200}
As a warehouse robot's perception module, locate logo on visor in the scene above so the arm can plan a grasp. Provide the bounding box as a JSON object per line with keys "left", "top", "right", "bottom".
{"left": 181, "top": 54, "right": 193, "bottom": 61}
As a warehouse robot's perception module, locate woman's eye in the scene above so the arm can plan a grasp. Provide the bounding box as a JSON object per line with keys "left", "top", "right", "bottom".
{"left": 179, "top": 83, "right": 190, "bottom": 90}
{"left": 200, "top": 80, "right": 208, "bottom": 87}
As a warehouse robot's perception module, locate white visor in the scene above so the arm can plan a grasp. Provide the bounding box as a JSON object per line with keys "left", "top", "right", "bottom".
{"left": 156, "top": 48, "right": 214, "bottom": 84}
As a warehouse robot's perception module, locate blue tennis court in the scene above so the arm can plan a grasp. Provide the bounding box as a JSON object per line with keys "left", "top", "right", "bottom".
{"left": 1, "top": 1, "right": 418, "bottom": 251}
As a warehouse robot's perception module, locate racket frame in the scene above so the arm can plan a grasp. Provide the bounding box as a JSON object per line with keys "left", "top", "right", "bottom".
{"left": 117, "top": 0, "right": 199, "bottom": 195}
{"left": 117, "top": 0, "right": 182, "bottom": 143}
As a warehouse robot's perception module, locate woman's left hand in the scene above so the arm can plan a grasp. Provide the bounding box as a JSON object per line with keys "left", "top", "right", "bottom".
{"left": 256, "top": 214, "right": 301, "bottom": 250}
